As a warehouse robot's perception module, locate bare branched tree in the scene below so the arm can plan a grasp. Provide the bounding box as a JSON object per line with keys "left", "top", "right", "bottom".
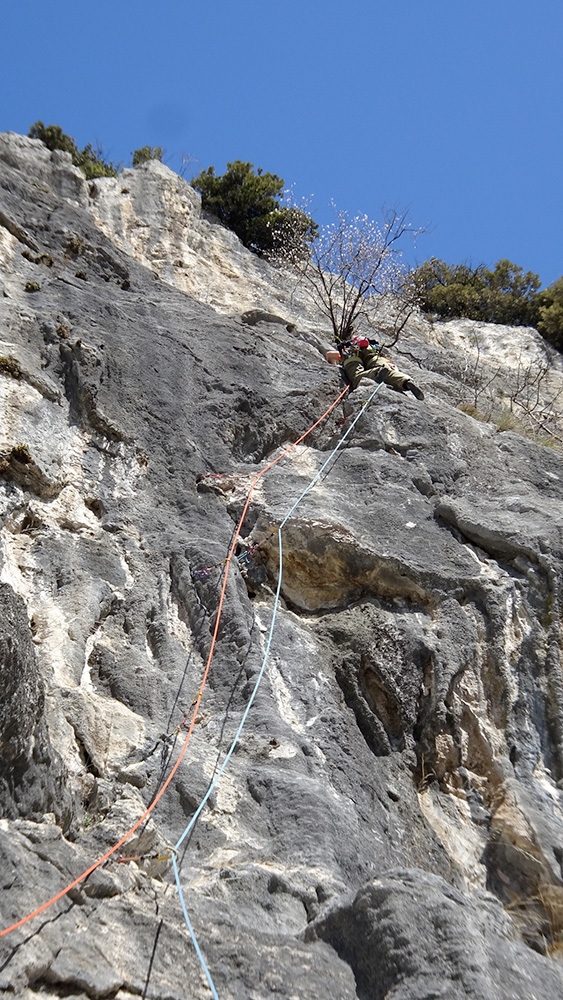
{"left": 270, "top": 205, "right": 423, "bottom": 345}
{"left": 506, "top": 350, "right": 563, "bottom": 442}
{"left": 457, "top": 330, "right": 563, "bottom": 445}
{"left": 179, "top": 151, "right": 197, "bottom": 178}
{"left": 460, "top": 333, "right": 503, "bottom": 412}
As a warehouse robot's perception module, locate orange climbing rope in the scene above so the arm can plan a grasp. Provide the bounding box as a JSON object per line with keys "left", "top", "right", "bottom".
{"left": 0, "top": 386, "right": 349, "bottom": 941}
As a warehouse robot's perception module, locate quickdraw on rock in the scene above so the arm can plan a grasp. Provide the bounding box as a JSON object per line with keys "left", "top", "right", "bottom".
{"left": 195, "top": 538, "right": 265, "bottom": 580}
{"left": 237, "top": 544, "right": 259, "bottom": 566}
{"left": 116, "top": 849, "right": 174, "bottom": 865}
{"left": 193, "top": 559, "right": 228, "bottom": 581}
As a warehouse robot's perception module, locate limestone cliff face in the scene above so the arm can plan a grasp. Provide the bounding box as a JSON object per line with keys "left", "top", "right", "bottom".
{"left": 2, "top": 131, "right": 563, "bottom": 999}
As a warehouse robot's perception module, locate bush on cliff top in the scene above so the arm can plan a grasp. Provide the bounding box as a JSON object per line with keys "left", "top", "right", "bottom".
{"left": 537, "top": 277, "right": 563, "bottom": 351}
{"left": 412, "top": 258, "right": 541, "bottom": 327}
{"left": 132, "top": 145, "right": 163, "bottom": 167}
{"left": 28, "top": 121, "right": 119, "bottom": 179}
{"left": 190, "top": 160, "right": 317, "bottom": 256}
{"left": 413, "top": 257, "right": 563, "bottom": 350}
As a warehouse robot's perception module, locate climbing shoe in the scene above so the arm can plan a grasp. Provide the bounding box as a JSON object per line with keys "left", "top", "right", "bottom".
{"left": 404, "top": 380, "right": 424, "bottom": 400}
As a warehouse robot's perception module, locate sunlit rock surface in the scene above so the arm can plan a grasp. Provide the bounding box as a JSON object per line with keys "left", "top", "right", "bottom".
{"left": 2, "top": 131, "right": 563, "bottom": 998}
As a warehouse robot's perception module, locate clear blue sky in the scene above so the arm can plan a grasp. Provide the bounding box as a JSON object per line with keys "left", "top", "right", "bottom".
{"left": 1, "top": 0, "right": 561, "bottom": 285}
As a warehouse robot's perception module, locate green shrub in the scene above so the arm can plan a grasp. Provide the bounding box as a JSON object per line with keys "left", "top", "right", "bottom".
{"left": 65, "top": 234, "right": 84, "bottom": 256}
{"left": 0, "top": 356, "right": 22, "bottom": 378}
{"left": 190, "top": 160, "right": 317, "bottom": 255}
{"left": 75, "top": 143, "right": 118, "bottom": 179}
{"left": 28, "top": 121, "right": 77, "bottom": 157}
{"left": 28, "top": 121, "right": 118, "bottom": 178}
{"left": 247, "top": 206, "right": 318, "bottom": 257}
{"left": 537, "top": 277, "right": 563, "bottom": 350}
{"left": 413, "top": 257, "right": 541, "bottom": 327}
{"left": 11, "top": 443, "right": 32, "bottom": 464}
{"left": 132, "top": 146, "right": 163, "bottom": 167}
{"left": 21, "top": 250, "right": 53, "bottom": 267}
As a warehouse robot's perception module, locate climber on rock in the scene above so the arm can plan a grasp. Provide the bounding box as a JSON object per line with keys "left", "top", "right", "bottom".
{"left": 326, "top": 332, "right": 424, "bottom": 399}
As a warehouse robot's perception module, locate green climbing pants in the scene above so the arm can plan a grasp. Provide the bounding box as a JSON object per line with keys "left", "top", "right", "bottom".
{"left": 342, "top": 349, "right": 411, "bottom": 392}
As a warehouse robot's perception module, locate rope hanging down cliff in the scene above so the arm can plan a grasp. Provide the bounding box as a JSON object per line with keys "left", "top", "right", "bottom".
{"left": 0, "top": 386, "right": 349, "bottom": 941}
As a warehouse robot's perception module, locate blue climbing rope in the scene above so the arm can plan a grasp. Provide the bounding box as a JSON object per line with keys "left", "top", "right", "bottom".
{"left": 172, "top": 854, "right": 220, "bottom": 1000}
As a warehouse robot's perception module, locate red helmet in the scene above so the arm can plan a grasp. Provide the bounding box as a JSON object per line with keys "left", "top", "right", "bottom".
{"left": 355, "top": 336, "right": 369, "bottom": 349}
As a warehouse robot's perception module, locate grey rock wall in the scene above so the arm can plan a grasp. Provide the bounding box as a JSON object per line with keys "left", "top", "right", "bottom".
{"left": 1, "top": 131, "right": 563, "bottom": 998}
{"left": 0, "top": 583, "right": 70, "bottom": 824}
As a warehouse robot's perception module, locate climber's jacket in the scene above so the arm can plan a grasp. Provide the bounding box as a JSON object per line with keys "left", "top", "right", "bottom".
{"left": 327, "top": 335, "right": 394, "bottom": 381}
